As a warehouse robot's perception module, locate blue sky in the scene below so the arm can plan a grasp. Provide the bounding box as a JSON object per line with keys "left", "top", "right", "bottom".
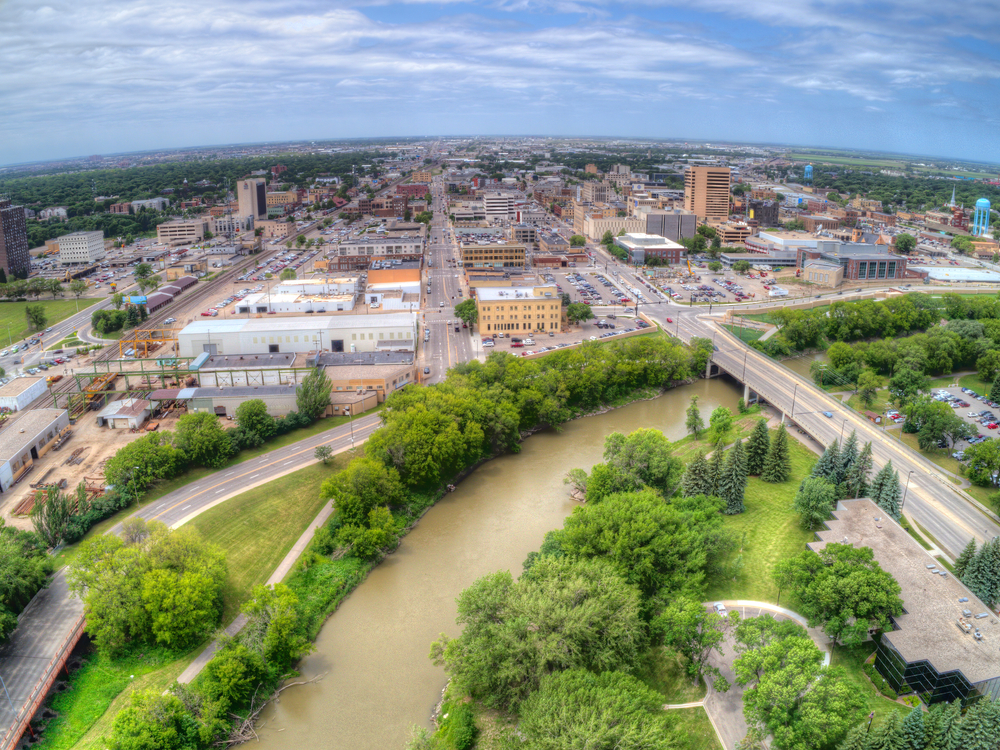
{"left": 3, "top": 0, "right": 1000, "bottom": 165}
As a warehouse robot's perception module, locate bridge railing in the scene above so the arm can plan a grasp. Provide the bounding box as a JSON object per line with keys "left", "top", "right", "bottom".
{"left": 0, "top": 615, "right": 85, "bottom": 750}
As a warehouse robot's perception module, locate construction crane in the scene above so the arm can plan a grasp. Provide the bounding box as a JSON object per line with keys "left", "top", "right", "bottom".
{"left": 686, "top": 254, "right": 693, "bottom": 276}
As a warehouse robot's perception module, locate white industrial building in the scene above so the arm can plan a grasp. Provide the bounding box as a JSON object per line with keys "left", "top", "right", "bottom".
{"left": 0, "top": 409, "right": 71, "bottom": 493}
{"left": 55, "top": 231, "right": 106, "bottom": 265}
{"left": 276, "top": 277, "right": 360, "bottom": 295}
{"left": 0, "top": 377, "right": 47, "bottom": 412}
{"left": 177, "top": 313, "right": 419, "bottom": 357}
{"left": 236, "top": 291, "right": 356, "bottom": 314}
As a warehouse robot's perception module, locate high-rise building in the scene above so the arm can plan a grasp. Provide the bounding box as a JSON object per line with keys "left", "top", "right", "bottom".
{"left": 0, "top": 198, "right": 30, "bottom": 279}
{"left": 684, "top": 166, "right": 731, "bottom": 221}
{"left": 238, "top": 178, "right": 267, "bottom": 222}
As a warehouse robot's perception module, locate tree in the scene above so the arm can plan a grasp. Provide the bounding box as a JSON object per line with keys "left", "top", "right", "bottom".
{"left": 234, "top": 399, "right": 276, "bottom": 443}
{"left": 811, "top": 439, "right": 842, "bottom": 484}
{"left": 174, "top": 412, "right": 235, "bottom": 469}
{"left": 771, "top": 543, "right": 902, "bottom": 645}
{"left": 844, "top": 441, "right": 873, "bottom": 499}
{"left": 602, "top": 428, "right": 683, "bottom": 497}
{"left": 133, "top": 262, "right": 153, "bottom": 280}
{"left": 519, "top": 670, "right": 680, "bottom": 750}
{"left": 110, "top": 291, "right": 125, "bottom": 310}
{"left": 321, "top": 456, "right": 406, "bottom": 527}
{"left": 314, "top": 445, "right": 333, "bottom": 464}
{"left": 25, "top": 303, "right": 46, "bottom": 331}
{"left": 107, "top": 689, "right": 201, "bottom": 750}
{"left": 793, "top": 476, "right": 837, "bottom": 529}
{"left": 566, "top": 302, "right": 594, "bottom": 324}
{"left": 238, "top": 582, "right": 311, "bottom": 669}
{"left": 745, "top": 419, "right": 770, "bottom": 475}
{"left": 279, "top": 268, "right": 296, "bottom": 280}
{"left": 719, "top": 439, "right": 748, "bottom": 515}
{"left": 454, "top": 298, "right": 478, "bottom": 326}
{"left": 708, "top": 441, "right": 725, "bottom": 496}
{"left": 977, "top": 350, "right": 1000, "bottom": 382}
{"left": 569, "top": 234, "right": 586, "bottom": 247}
{"left": 31, "top": 485, "right": 72, "bottom": 547}
{"left": 601, "top": 230, "right": 614, "bottom": 245}
{"left": 681, "top": 451, "right": 713, "bottom": 497}
{"left": 761, "top": 423, "right": 791, "bottom": 483}
{"left": 708, "top": 406, "right": 735, "bottom": 443}
{"left": 708, "top": 260, "right": 722, "bottom": 272}
{"left": 296, "top": 368, "right": 332, "bottom": 421}
{"left": 337, "top": 506, "right": 399, "bottom": 560}
{"left": 69, "top": 278, "right": 88, "bottom": 300}
{"left": 430, "top": 557, "right": 646, "bottom": 710}
{"left": 964, "top": 435, "right": 1000, "bottom": 488}
{"left": 856, "top": 370, "right": 882, "bottom": 409}
{"left": 991, "top": 373, "right": 1000, "bottom": 404}
{"left": 961, "top": 537, "right": 1000, "bottom": 607}
{"left": 686, "top": 395, "right": 704, "bottom": 439}
{"left": 888, "top": 367, "right": 929, "bottom": 410}
{"left": 953, "top": 538, "right": 977, "bottom": 578}
{"left": 733, "top": 260, "right": 751, "bottom": 273}
{"left": 894, "top": 233, "right": 916, "bottom": 254}
{"left": 869, "top": 462, "right": 901, "bottom": 518}
{"left": 46, "top": 279, "right": 64, "bottom": 299}
{"left": 654, "top": 596, "right": 734, "bottom": 688}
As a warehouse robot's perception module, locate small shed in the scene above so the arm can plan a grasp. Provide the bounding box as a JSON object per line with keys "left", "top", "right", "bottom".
{"left": 96, "top": 398, "right": 151, "bottom": 429}
{"left": 864, "top": 410, "right": 883, "bottom": 425}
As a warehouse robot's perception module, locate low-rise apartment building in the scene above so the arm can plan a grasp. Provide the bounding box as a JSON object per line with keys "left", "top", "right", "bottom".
{"left": 476, "top": 285, "right": 564, "bottom": 335}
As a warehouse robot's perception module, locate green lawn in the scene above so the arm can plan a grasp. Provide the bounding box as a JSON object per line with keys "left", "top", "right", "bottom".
{"left": 845, "top": 388, "right": 892, "bottom": 415}
{"left": 830, "top": 643, "right": 906, "bottom": 723}
{"left": 721, "top": 323, "right": 764, "bottom": 343}
{"left": 705, "top": 432, "right": 818, "bottom": 604}
{"left": 672, "top": 707, "right": 724, "bottom": 750}
{"left": 0, "top": 298, "right": 99, "bottom": 344}
{"left": 47, "top": 335, "right": 82, "bottom": 350}
{"left": 637, "top": 647, "right": 707, "bottom": 704}
{"left": 187, "top": 452, "right": 352, "bottom": 622}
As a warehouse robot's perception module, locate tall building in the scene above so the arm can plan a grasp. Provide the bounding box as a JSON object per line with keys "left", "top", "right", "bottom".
{"left": 238, "top": 178, "right": 267, "bottom": 222}
{"left": 581, "top": 181, "right": 610, "bottom": 204}
{"left": 642, "top": 208, "right": 697, "bottom": 243}
{"left": 48, "top": 230, "right": 106, "bottom": 265}
{"left": 0, "top": 198, "right": 30, "bottom": 279}
{"left": 684, "top": 166, "right": 731, "bottom": 221}
{"left": 972, "top": 198, "right": 992, "bottom": 237}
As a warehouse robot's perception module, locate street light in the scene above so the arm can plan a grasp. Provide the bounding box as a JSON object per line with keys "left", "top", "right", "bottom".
{"left": 900, "top": 470, "right": 915, "bottom": 514}
{"left": 344, "top": 404, "right": 355, "bottom": 449}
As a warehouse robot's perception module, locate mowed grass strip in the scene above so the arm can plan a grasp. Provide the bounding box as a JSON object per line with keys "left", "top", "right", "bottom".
{"left": 0, "top": 298, "right": 100, "bottom": 341}
{"left": 671, "top": 706, "right": 724, "bottom": 750}
{"left": 186, "top": 451, "right": 352, "bottom": 622}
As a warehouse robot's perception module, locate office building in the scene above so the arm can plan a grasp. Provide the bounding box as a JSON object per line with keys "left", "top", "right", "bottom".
{"left": 745, "top": 199, "right": 779, "bottom": 228}
{"left": 584, "top": 163, "right": 599, "bottom": 174}
{"left": 238, "top": 178, "right": 268, "bottom": 222}
{"left": 411, "top": 171, "right": 433, "bottom": 183}
{"left": 642, "top": 208, "right": 697, "bottom": 242}
{"left": 265, "top": 190, "right": 298, "bottom": 209}
{"left": 156, "top": 219, "right": 209, "bottom": 245}
{"left": 109, "top": 203, "right": 131, "bottom": 215}
{"left": 812, "top": 499, "right": 1000, "bottom": 704}
{"left": 459, "top": 240, "right": 526, "bottom": 269}
{"left": 50, "top": 230, "right": 106, "bottom": 265}
{"left": 796, "top": 240, "right": 909, "bottom": 282}
{"left": 482, "top": 192, "right": 516, "bottom": 221}
{"left": 605, "top": 164, "right": 632, "bottom": 187}
{"left": 0, "top": 198, "right": 30, "bottom": 279}
{"left": 131, "top": 197, "right": 169, "bottom": 212}
{"left": 614, "top": 233, "right": 685, "bottom": 265}
{"left": 582, "top": 214, "right": 644, "bottom": 242}
{"left": 684, "top": 166, "right": 731, "bottom": 220}
{"left": 581, "top": 181, "right": 610, "bottom": 204}
{"left": 476, "top": 285, "right": 563, "bottom": 335}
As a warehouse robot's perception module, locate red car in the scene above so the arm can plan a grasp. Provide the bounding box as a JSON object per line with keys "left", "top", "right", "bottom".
{"left": 666, "top": 318, "right": 673, "bottom": 324}
{"left": 989, "top": 423, "right": 999, "bottom": 430}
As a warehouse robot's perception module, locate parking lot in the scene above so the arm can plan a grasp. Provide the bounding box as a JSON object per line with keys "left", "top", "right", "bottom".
{"left": 925, "top": 386, "right": 1000, "bottom": 459}
{"left": 478, "top": 312, "right": 652, "bottom": 358}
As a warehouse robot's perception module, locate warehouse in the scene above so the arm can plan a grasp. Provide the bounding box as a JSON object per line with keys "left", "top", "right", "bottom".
{"left": 0, "top": 377, "right": 47, "bottom": 412}
{"left": 95, "top": 398, "right": 151, "bottom": 429}
{"left": 176, "top": 313, "right": 419, "bottom": 357}
{"left": 0, "top": 409, "right": 71, "bottom": 493}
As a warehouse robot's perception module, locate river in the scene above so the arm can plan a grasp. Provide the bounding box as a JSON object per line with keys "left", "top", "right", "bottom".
{"left": 254, "top": 377, "right": 743, "bottom": 750}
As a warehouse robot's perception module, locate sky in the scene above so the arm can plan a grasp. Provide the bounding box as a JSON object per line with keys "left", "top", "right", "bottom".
{"left": 3, "top": 0, "right": 1000, "bottom": 166}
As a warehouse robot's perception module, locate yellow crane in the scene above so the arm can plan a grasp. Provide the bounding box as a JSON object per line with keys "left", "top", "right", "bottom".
{"left": 686, "top": 255, "right": 693, "bottom": 276}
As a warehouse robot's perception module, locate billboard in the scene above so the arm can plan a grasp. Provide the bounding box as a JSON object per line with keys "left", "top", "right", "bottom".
{"left": 128, "top": 295, "right": 147, "bottom": 305}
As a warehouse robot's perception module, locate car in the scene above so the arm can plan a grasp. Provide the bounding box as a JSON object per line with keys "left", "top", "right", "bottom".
{"left": 666, "top": 317, "right": 673, "bottom": 324}
{"left": 989, "top": 423, "right": 999, "bottom": 430}
{"left": 439, "top": 301, "right": 444, "bottom": 307}
{"left": 822, "top": 411, "right": 833, "bottom": 418}
{"left": 423, "top": 367, "right": 430, "bottom": 374}
{"left": 164, "top": 318, "right": 176, "bottom": 324}
{"left": 713, "top": 602, "right": 727, "bottom": 614}
{"left": 45, "top": 327, "right": 52, "bottom": 332}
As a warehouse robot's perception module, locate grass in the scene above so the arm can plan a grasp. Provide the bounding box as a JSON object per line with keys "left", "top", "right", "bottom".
{"left": 721, "top": 323, "right": 764, "bottom": 343}
{"left": 845, "top": 389, "right": 892, "bottom": 414}
{"left": 705, "top": 432, "right": 818, "bottom": 604}
{"left": 0, "top": 298, "right": 100, "bottom": 343}
{"left": 897, "top": 431, "right": 965, "bottom": 478}
{"left": 898, "top": 515, "right": 933, "bottom": 550}
{"left": 830, "top": 643, "right": 906, "bottom": 723}
{"left": 672, "top": 707, "right": 724, "bottom": 750}
{"left": 636, "top": 647, "right": 707, "bottom": 704}
{"left": 187, "top": 451, "right": 353, "bottom": 622}
{"left": 48, "top": 335, "right": 82, "bottom": 350}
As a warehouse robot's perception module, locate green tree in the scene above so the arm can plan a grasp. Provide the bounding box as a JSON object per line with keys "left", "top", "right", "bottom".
{"left": 519, "top": 670, "right": 680, "bottom": 750}
{"left": 708, "top": 441, "right": 725, "bottom": 496}
{"left": 279, "top": 268, "right": 296, "bottom": 280}
{"left": 174, "top": 412, "right": 235, "bottom": 469}
{"left": 430, "top": 557, "right": 646, "bottom": 709}
{"left": 30, "top": 485, "right": 73, "bottom": 547}
{"left": 601, "top": 230, "right": 614, "bottom": 245}
{"left": 680, "top": 451, "right": 713, "bottom": 497}
{"left": 811, "top": 439, "right": 842, "bottom": 484}
{"left": 566, "top": 302, "right": 594, "bottom": 323}
{"left": 953, "top": 538, "right": 977, "bottom": 578}
{"left": 296, "top": 368, "right": 332, "bottom": 421}
{"left": 793, "top": 476, "right": 837, "bottom": 529}
{"left": 977, "top": 350, "right": 1000, "bottom": 382}
{"left": 869, "top": 462, "right": 901, "bottom": 518}
{"left": 733, "top": 259, "right": 751, "bottom": 273}
{"left": 745, "top": 419, "right": 770, "bottom": 476}
{"left": 856, "top": 369, "right": 882, "bottom": 409}
{"left": 234, "top": 398, "right": 276, "bottom": 443}
{"left": 761, "top": 423, "right": 791, "bottom": 483}
{"left": 719, "top": 439, "right": 748, "bottom": 515}
{"left": 133, "top": 262, "right": 153, "bottom": 280}
{"left": 894, "top": 233, "right": 916, "bottom": 254}
{"left": 888, "top": 367, "right": 929, "bottom": 409}
{"left": 991, "top": 373, "right": 1000, "bottom": 404}
{"left": 454, "top": 298, "right": 478, "bottom": 326}
{"left": 314, "top": 445, "right": 333, "bottom": 464}
{"left": 320, "top": 456, "right": 406, "bottom": 526}
{"left": 569, "top": 234, "right": 586, "bottom": 247}
{"left": 654, "top": 596, "right": 734, "bottom": 688}
{"left": 708, "top": 406, "right": 735, "bottom": 443}
{"left": 106, "top": 689, "right": 201, "bottom": 750}
{"left": 337, "top": 506, "right": 399, "bottom": 560}
{"left": 69, "top": 278, "right": 88, "bottom": 301}
{"left": 961, "top": 537, "right": 1000, "bottom": 607}
{"left": 25, "top": 303, "right": 47, "bottom": 331}
{"left": 708, "top": 260, "right": 722, "bottom": 272}
{"left": 238, "top": 582, "right": 311, "bottom": 668}
{"left": 686, "top": 395, "right": 704, "bottom": 439}
{"left": 602, "top": 428, "right": 683, "bottom": 497}
{"left": 844, "top": 441, "right": 873, "bottom": 499}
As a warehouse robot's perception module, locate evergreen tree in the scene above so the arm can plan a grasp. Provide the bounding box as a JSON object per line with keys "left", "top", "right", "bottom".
{"left": 878, "top": 469, "right": 902, "bottom": 519}
{"left": 869, "top": 462, "right": 894, "bottom": 507}
{"left": 708, "top": 440, "right": 725, "bottom": 496}
{"left": 953, "top": 538, "right": 977, "bottom": 579}
{"left": 961, "top": 540, "right": 998, "bottom": 608}
{"left": 745, "top": 419, "right": 770, "bottom": 475}
{"left": 812, "top": 439, "right": 842, "bottom": 482}
{"left": 761, "top": 423, "right": 791, "bottom": 483}
{"left": 686, "top": 395, "right": 704, "bottom": 439}
{"left": 840, "top": 430, "right": 859, "bottom": 484}
{"left": 957, "top": 697, "right": 1000, "bottom": 750}
{"left": 681, "top": 451, "right": 713, "bottom": 498}
{"left": 868, "top": 711, "right": 906, "bottom": 750}
{"left": 900, "top": 705, "right": 925, "bottom": 750}
{"left": 839, "top": 725, "right": 873, "bottom": 750}
{"left": 719, "top": 439, "right": 748, "bottom": 515}
{"left": 991, "top": 373, "right": 1000, "bottom": 404}
{"left": 845, "top": 442, "right": 874, "bottom": 499}
{"left": 939, "top": 699, "right": 967, "bottom": 750}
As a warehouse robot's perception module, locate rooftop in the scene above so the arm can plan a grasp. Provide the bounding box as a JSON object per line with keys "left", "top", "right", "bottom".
{"left": 316, "top": 351, "right": 414, "bottom": 367}
{"left": 202, "top": 353, "right": 296, "bottom": 369}
{"left": 476, "top": 285, "right": 557, "bottom": 301}
{"left": 0, "top": 409, "right": 67, "bottom": 461}
{"left": 810, "top": 499, "right": 1000, "bottom": 685}
{"left": 97, "top": 398, "right": 151, "bottom": 419}
{"left": 179, "top": 312, "right": 417, "bottom": 336}
{"left": 0, "top": 377, "right": 44, "bottom": 398}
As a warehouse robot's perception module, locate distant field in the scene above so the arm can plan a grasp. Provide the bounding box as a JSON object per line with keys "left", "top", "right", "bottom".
{"left": 785, "top": 152, "right": 902, "bottom": 169}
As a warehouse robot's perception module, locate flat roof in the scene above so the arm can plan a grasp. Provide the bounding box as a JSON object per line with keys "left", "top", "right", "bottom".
{"left": 188, "top": 386, "right": 296, "bottom": 399}
{"left": 97, "top": 398, "right": 151, "bottom": 418}
{"left": 318, "top": 351, "right": 414, "bottom": 367}
{"left": 179, "top": 313, "right": 417, "bottom": 336}
{"left": 810, "top": 499, "right": 1000, "bottom": 685}
{"left": 0, "top": 409, "right": 66, "bottom": 461}
{"left": 202, "top": 353, "right": 296, "bottom": 369}
{"left": 0, "top": 377, "right": 44, "bottom": 398}
{"left": 476, "top": 285, "right": 557, "bottom": 301}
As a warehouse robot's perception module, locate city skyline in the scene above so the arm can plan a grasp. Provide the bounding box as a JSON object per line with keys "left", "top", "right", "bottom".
{"left": 3, "top": 0, "right": 1000, "bottom": 164}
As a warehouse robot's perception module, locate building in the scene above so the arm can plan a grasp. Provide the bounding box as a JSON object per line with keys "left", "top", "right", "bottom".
{"left": 212, "top": 215, "right": 250, "bottom": 237}
{"left": 582, "top": 214, "right": 644, "bottom": 242}
{"left": 176, "top": 313, "right": 419, "bottom": 357}
{"left": 539, "top": 233, "right": 571, "bottom": 255}
{"left": 0, "top": 409, "right": 71, "bottom": 493}
{"left": 684, "top": 166, "right": 731, "bottom": 220}
{"left": 332, "top": 234, "right": 424, "bottom": 271}
{"left": 605, "top": 164, "right": 632, "bottom": 187}
{"left": 320, "top": 351, "right": 417, "bottom": 404}
{"left": 265, "top": 190, "right": 298, "bottom": 209}
{"left": 745, "top": 199, "right": 779, "bottom": 228}
{"left": 584, "top": 163, "right": 599, "bottom": 174}
{"left": 47, "top": 230, "right": 106, "bottom": 265}
{"left": 39, "top": 207, "right": 68, "bottom": 221}
{"left": 482, "top": 192, "right": 516, "bottom": 221}
{"left": 255, "top": 220, "right": 292, "bottom": 240}
{"left": 397, "top": 184, "right": 429, "bottom": 198}
{"left": 800, "top": 214, "right": 842, "bottom": 233}
{"left": 744, "top": 230, "right": 821, "bottom": 255}
{"left": 720, "top": 250, "right": 798, "bottom": 269}
{"left": 459, "top": 240, "right": 526, "bottom": 269}
{"left": 357, "top": 195, "right": 408, "bottom": 218}
{"left": 801, "top": 260, "right": 844, "bottom": 288}
{"left": 972, "top": 198, "right": 992, "bottom": 237}
{"left": 476, "top": 285, "right": 563, "bottom": 335}
{"left": 709, "top": 222, "right": 752, "bottom": 245}
{"left": 796, "top": 240, "right": 909, "bottom": 282}
{"left": 0, "top": 198, "right": 30, "bottom": 279}
{"left": 109, "top": 202, "right": 131, "bottom": 215}
{"left": 614, "top": 233, "right": 685, "bottom": 265}
{"left": 411, "top": 171, "right": 433, "bottom": 183}
{"left": 511, "top": 224, "right": 538, "bottom": 247}
{"left": 811, "top": 498, "right": 1000, "bottom": 704}
{"left": 95, "top": 398, "right": 151, "bottom": 429}
{"left": 581, "top": 181, "right": 611, "bottom": 204}
{"left": 0, "top": 377, "right": 47, "bottom": 412}
{"left": 131, "top": 197, "right": 169, "bottom": 212}
{"left": 236, "top": 290, "right": 356, "bottom": 314}
{"left": 641, "top": 208, "right": 697, "bottom": 243}
{"left": 849, "top": 197, "right": 883, "bottom": 211}
{"left": 238, "top": 178, "right": 268, "bottom": 222}
{"left": 156, "top": 219, "right": 209, "bottom": 245}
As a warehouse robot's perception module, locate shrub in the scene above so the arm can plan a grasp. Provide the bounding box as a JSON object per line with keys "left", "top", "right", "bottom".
{"left": 440, "top": 702, "right": 476, "bottom": 750}
{"left": 862, "top": 662, "right": 898, "bottom": 699}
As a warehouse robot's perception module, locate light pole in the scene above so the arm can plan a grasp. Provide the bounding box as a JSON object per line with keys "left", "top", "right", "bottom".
{"left": 840, "top": 417, "right": 849, "bottom": 444}
{"left": 790, "top": 383, "right": 799, "bottom": 420}
{"left": 900, "top": 470, "right": 915, "bottom": 514}
{"left": 345, "top": 404, "right": 355, "bottom": 449}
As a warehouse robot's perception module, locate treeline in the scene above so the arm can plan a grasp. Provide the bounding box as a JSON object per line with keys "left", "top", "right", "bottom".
{"left": 841, "top": 700, "right": 1000, "bottom": 750}
{"left": 0, "top": 521, "right": 52, "bottom": 640}
{"left": 812, "top": 171, "right": 1000, "bottom": 213}
{"left": 25, "top": 210, "right": 167, "bottom": 248}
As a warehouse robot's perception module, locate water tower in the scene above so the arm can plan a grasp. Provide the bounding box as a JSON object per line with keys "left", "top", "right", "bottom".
{"left": 804, "top": 164, "right": 813, "bottom": 182}
{"left": 972, "top": 197, "right": 991, "bottom": 237}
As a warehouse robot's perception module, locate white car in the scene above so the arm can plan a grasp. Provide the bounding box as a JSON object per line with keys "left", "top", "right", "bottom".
{"left": 164, "top": 318, "right": 177, "bottom": 324}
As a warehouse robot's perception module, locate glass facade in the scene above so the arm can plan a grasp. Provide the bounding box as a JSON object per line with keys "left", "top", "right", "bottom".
{"left": 875, "top": 634, "right": 989, "bottom": 705}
